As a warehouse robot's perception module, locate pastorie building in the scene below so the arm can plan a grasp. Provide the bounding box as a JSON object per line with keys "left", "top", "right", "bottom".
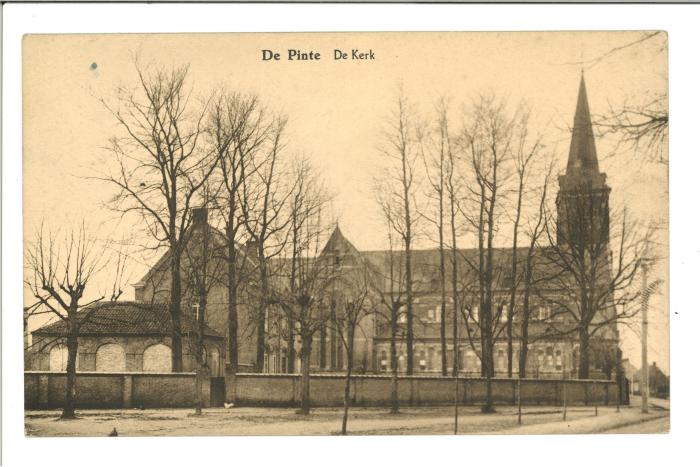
{"left": 27, "top": 76, "right": 619, "bottom": 381}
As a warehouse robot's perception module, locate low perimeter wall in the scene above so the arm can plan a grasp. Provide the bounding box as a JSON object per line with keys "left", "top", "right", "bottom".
{"left": 25, "top": 372, "right": 209, "bottom": 409}
{"left": 231, "top": 373, "right": 626, "bottom": 407}
{"left": 25, "top": 371, "right": 627, "bottom": 410}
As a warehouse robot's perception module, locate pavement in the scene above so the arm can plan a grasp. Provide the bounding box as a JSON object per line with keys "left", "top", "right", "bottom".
{"left": 24, "top": 401, "right": 669, "bottom": 437}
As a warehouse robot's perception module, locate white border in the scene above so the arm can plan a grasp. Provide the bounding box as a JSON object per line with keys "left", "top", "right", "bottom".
{"left": 3, "top": 3, "right": 698, "bottom": 466}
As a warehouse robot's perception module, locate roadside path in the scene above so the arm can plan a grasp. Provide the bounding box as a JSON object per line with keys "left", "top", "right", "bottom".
{"left": 25, "top": 405, "right": 667, "bottom": 436}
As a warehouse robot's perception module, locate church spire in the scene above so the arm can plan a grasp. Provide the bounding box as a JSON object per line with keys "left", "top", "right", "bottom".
{"left": 566, "top": 73, "right": 600, "bottom": 175}
{"left": 556, "top": 75, "right": 611, "bottom": 247}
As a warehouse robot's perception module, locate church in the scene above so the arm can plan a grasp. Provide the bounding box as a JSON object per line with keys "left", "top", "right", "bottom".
{"left": 28, "top": 75, "right": 619, "bottom": 381}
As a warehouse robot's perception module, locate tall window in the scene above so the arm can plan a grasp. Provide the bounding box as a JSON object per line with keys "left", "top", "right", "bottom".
{"left": 497, "top": 349, "right": 506, "bottom": 371}
{"left": 95, "top": 343, "right": 126, "bottom": 372}
{"left": 379, "top": 350, "right": 388, "bottom": 371}
{"left": 419, "top": 350, "right": 427, "bottom": 371}
{"left": 537, "top": 306, "right": 551, "bottom": 321}
{"left": 465, "top": 350, "right": 477, "bottom": 373}
{"left": 210, "top": 348, "right": 221, "bottom": 377}
{"left": 555, "top": 349, "right": 563, "bottom": 372}
{"left": 537, "top": 349, "right": 545, "bottom": 369}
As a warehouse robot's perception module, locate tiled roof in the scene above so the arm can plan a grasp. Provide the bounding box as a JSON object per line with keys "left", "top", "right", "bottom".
{"left": 359, "top": 246, "right": 564, "bottom": 293}
{"left": 32, "top": 301, "right": 223, "bottom": 338}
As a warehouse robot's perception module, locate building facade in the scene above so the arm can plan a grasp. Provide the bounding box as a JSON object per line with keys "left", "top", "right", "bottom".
{"left": 28, "top": 75, "right": 620, "bottom": 381}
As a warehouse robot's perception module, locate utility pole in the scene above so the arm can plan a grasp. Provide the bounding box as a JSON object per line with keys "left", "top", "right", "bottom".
{"left": 641, "top": 260, "right": 650, "bottom": 414}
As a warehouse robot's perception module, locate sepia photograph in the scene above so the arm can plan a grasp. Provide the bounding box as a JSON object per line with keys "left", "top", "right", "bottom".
{"left": 21, "top": 30, "right": 669, "bottom": 437}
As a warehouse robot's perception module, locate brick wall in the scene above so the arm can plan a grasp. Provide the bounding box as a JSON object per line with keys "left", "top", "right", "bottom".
{"left": 232, "top": 373, "right": 625, "bottom": 407}
{"left": 25, "top": 371, "right": 626, "bottom": 410}
{"left": 25, "top": 372, "right": 208, "bottom": 409}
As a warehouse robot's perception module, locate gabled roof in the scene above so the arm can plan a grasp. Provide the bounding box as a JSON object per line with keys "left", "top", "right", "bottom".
{"left": 32, "top": 301, "right": 223, "bottom": 338}
{"left": 134, "top": 219, "right": 256, "bottom": 289}
{"left": 321, "top": 224, "right": 362, "bottom": 259}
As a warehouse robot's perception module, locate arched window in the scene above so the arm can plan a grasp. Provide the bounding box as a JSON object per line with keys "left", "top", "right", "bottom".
{"left": 95, "top": 343, "right": 126, "bottom": 372}
{"left": 143, "top": 344, "right": 172, "bottom": 373}
{"left": 497, "top": 349, "right": 506, "bottom": 371}
{"left": 210, "top": 348, "right": 220, "bottom": 377}
{"left": 49, "top": 344, "right": 68, "bottom": 371}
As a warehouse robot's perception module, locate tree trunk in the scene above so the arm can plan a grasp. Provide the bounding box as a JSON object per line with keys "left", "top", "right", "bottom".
{"left": 299, "top": 333, "right": 313, "bottom": 414}
{"left": 61, "top": 332, "right": 79, "bottom": 419}
{"left": 518, "top": 288, "right": 531, "bottom": 378}
{"left": 440, "top": 302, "right": 447, "bottom": 376}
{"left": 578, "top": 326, "right": 590, "bottom": 379}
{"left": 482, "top": 304, "right": 495, "bottom": 413}
{"left": 452, "top": 294, "right": 459, "bottom": 378}
{"left": 482, "top": 352, "right": 495, "bottom": 413}
{"left": 518, "top": 321, "right": 529, "bottom": 379}
{"left": 508, "top": 176, "right": 524, "bottom": 378}
{"left": 405, "top": 254, "right": 414, "bottom": 375}
{"left": 227, "top": 241, "right": 239, "bottom": 374}
{"left": 506, "top": 310, "right": 514, "bottom": 378}
{"left": 287, "top": 316, "right": 296, "bottom": 373}
{"left": 319, "top": 323, "right": 327, "bottom": 370}
{"left": 194, "top": 362, "right": 204, "bottom": 416}
{"left": 390, "top": 304, "right": 399, "bottom": 414}
{"left": 439, "top": 223, "right": 448, "bottom": 377}
{"left": 170, "top": 251, "right": 183, "bottom": 372}
{"left": 341, "top": 329, "right": 355, "bottom": 435}
{"left": 256, "top": 252, "right": 269, "bottom": 373}
{"left": 256, "top": 313, "right": 266, "bottom": 373}
{"left": 330, "top": 300, "right": 337, "bottom": 370}
{"left": 194, "top": 283, "right": 207, "bottom": 415}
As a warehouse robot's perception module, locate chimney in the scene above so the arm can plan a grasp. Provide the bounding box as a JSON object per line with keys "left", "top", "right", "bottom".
{"left": 192, "top": 207, "right": 208, "bottom": 226}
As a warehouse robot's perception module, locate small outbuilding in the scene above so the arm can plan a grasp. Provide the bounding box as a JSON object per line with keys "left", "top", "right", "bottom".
{"left": 28, "top": 301, "right": 225, "bottom": 376}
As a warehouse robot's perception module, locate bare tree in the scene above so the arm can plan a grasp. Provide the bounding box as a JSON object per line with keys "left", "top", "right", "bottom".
{"left": 543, "top": 187, "right": 656, "bottom": 378}
{"left": 373, "top": 182, "right": 408, "bottom": 414}
{"left": 207, "top": 90, "right": 269, "bottom": 377}
{"left": 25, "top": 222, "right": 127, "bottom": 419}
{"left": 378, "top": 90, "right": 420, "bottom": 375}
{"left": 98, "top": 63, "right": 216, "bottom": 372}
{"left": 575, "top": 31, "right": 668, "bottom": 164}
{"left": 594, "top": 95, "right": 668, "bottom": 164}
{"left": 241, "top": 115, "right": 294, "bottom": 373}
{"left": 271, "top": 158, "right": 333, "bottom": 414}
{"left": 518, "top": 164, "right": 553, "bottom": 378}
{"left": 418, "top": 98, "right": 450, "bottom": 376}
{"left": 459, "top": 95, "right": 515, "bottom": 412}
{"left": 443, "top": 108, "right": 464, "bottom": 381}
{"left": 334, "top": 263, "right": 374, "bottom": 435}
{"left": 505, "top": 108, "right": 544, "bottom": 377}
{"left": 183, "top": 190, "right": 227, "bottom": 415}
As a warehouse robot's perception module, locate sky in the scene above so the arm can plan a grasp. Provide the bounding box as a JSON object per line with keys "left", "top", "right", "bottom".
{"left": 22, "top": 32, "right": 668, "bottom": 372}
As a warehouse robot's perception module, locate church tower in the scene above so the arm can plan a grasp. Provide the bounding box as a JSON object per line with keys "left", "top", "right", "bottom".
{"left": 557, "top": 74, "right": 611, "bottom": 248}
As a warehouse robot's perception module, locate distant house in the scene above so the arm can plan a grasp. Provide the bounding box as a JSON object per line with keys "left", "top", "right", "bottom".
{"left": 634, "top": 362, "right": 670, "bottom": 399}
{"left": 29, "top": 301, "right": 224, "bottom": 375}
